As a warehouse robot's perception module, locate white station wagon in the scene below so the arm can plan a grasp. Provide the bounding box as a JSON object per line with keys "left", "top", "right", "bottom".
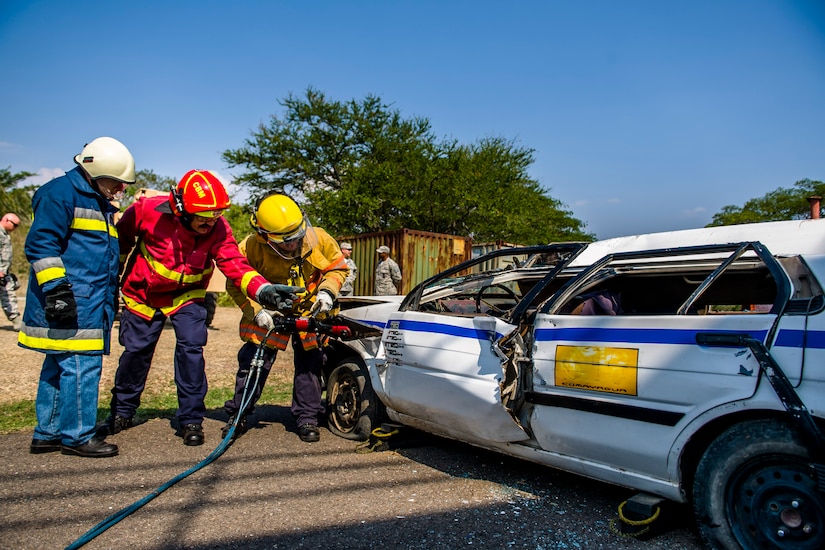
{"left": 319, "top": 219, "right": 825, "bottom": 550}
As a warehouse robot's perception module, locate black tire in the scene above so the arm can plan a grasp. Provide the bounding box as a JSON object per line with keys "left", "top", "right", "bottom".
{"left": 693, "top": 418, "right": 825, "bottom": 550}
{"left": 326, "top": 360, "right": 381, "bottom": 441}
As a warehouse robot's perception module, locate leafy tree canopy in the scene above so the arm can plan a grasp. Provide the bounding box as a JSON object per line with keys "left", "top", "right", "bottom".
{"left": 708, "top": 179, "right": 825, "bottom": 226}
{"left": 0, "top": 166, "right": 36, "bottom": 223}
{"left": 223, "top": 88, "right": 592, "bottom": 244}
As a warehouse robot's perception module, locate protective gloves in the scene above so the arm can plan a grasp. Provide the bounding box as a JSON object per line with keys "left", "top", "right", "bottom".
{"left": 253, "top": 309, "right": 278, "bottom": 330}
{"left": 256, "top": 283, "right": 304, "bottom": 312}
{"left": 44, "top": 282, "right": 78, "bottom": 324}
{"left": 309, "top": 290, "right": 335, "bottom": 318}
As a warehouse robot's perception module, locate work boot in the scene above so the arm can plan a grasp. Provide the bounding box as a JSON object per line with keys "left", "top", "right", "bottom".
{"left": 298, "top": 424, "right": 320, "bottom": 443}
{"left": 181, "top": 424, "right": 204, "bottom": 446}
{"left": 221, "top": 414, "right": 247, "bottom": 440}
{"left": 30, "top": 437, "right": 62, "bottom": 454}
{"left": 61, "top": 436, "right": 118, "bottom": 458}
{"left": 11, "top": 315, "right": 22, "bottom": 331}
{"left": 107, "top": 414, "right": 134, "bottom": 435}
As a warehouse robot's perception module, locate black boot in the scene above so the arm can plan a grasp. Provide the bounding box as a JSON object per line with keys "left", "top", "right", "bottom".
{"left": 61, "top": 436, "right": 118, "bottom": 458}
{"left": 221, "top": 414, "right": 247, "bottom": 440}
{"left": 181, "top": 424, "right": 204, "bottom": 446}
{"left": 298, "top": 424, "right": 320, "bottom": 443}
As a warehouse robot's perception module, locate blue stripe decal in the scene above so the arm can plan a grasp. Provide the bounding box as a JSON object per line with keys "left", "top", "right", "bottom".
{"left": 534, "top": 327, "right": 769, "bottom": 345}
{"left": 396, "top": 320, "right": 503, "bottom": 340}
{"left": 774, "top": 329, "right": 825, "bottom": 349}
{"left": 365, "top": 318, "right": 825, "bottom": 350}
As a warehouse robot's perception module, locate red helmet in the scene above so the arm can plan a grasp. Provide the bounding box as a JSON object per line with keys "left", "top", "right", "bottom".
{"left": 170, "top": 170, "right": 231, "bottom": 218}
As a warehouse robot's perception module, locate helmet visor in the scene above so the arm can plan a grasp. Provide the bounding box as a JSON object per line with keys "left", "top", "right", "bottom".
{"left": 256, "top": 214, "right": 308, "bottom": 244}
{"left": 193, "top": 208, "right": 227, "bottom": 219}
{"left": 263, "top": 222, "right": 318, "bottom": 260}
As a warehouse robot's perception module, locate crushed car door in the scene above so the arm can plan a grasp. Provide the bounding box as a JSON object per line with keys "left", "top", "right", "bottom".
{"left": 380, "top": 311, "right": 530, "bottom": 443}
{"left": 527, "top": 242, "right": 789, "bottom": 480}
{"left": 378, "top": 243, "right": 586, "bottom": 444}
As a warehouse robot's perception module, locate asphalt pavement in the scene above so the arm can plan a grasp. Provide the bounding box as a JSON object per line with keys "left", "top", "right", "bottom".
{"left": 1, "top": 404, "right": 706, "bottom": 550}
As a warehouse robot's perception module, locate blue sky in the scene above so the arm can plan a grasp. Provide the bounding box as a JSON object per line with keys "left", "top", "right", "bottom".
{"left": 1, "top": 1, "right": 823, "bottom": 239}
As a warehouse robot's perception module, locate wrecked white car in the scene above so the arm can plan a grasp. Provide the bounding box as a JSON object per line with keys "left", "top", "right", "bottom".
{"left": 319, "top": 219, "right": 825, "bottom": 550}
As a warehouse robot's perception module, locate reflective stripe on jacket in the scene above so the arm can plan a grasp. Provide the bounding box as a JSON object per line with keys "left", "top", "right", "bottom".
{"left": 228, "top": 227, "right": 348, "bottom": 351}
{"left": 118, "top": 195, "right": 269, "bottom": 320}
{"left": 18, "top": 167, "right": 120, "bottom": 354}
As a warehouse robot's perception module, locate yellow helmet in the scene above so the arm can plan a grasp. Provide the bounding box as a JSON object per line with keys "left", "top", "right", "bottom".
{"left": 251, "top": 194, "right": 307, "bottom": 243}
{"left": 73, "top": 137, "right": 136, "bottom": 183}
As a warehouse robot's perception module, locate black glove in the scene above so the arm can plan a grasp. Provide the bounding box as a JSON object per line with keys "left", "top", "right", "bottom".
{"left": 256, "top": 284, "right": 304, "bottom": 312}
{"left": 0, "top": 275, "right": 5, "bottom": 287}
{"left": 44, "top": 282, "right": 78, "bottom": 324}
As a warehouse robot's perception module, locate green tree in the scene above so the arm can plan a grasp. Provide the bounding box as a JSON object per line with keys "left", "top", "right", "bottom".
{"left": 0, "top": 167, "right": 37, "bottom": 275}
{"left": 117, "top": 169, "right": 177, "bottom": 209}
{"left": 709, "top": 179, "right": 825, "bottom": 226}
{"left": 223, "top": 88, "right": 592, "bottom": 244}
{"left": 0, "top": 167, "right": 36, "bottom": 222}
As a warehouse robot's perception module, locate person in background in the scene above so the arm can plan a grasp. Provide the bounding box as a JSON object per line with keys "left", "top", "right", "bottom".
{"left": 108, "top": 170, "right": 299, "bottom": 447}
{"left": 374, "top": 245, "right": 401, "bottom": 295}
{"left": 20, "top": 137, "right": 134, "bottom": 458}
{"left": 0, "top": 212, "right": 22, "bottom": 330}
{"left": 338, "top": 242, "right": 357, "bottom": 296}
{"left": 222, "top": 194, "right": 348, "bottom": 443}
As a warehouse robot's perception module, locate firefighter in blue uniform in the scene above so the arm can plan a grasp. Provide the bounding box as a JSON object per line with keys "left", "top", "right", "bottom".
{"left": 19, "top": 137, "right": 135, "bottom": 458}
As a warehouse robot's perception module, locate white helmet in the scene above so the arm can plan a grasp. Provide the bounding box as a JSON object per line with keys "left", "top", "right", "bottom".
{"left": 73, "top": 137, "right": 136, "bottom": 183}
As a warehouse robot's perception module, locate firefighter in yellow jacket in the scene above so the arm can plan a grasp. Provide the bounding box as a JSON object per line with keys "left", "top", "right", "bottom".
{"left": 223, "top": 194, "right": 348, "bottom": 443}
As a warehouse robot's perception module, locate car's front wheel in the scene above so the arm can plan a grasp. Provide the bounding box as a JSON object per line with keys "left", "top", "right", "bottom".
{"left": 693, "top": 418, "right": 825, "bottom": 550}
{"left": 326, "top": 360, "right": 382, "bottom": 441}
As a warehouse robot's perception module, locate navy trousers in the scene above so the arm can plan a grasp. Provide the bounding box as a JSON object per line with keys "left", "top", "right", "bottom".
{"left": 224, "top": 341, "right": 278, "bottom": 416}
{"left": 111, "top": 302, "right": 208, "bottom": 426}
{"left": 225, "top": 337, "right": 325, "bottom": 427}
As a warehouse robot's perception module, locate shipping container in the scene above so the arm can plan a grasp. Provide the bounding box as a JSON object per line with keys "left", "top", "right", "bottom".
{"left": 337, "top": 228, "right": 472, "bottom": 295}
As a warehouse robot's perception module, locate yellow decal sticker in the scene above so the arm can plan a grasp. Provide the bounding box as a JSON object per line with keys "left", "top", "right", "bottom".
{"left": 555, "top": 345, "right": 639, "bottom": 395}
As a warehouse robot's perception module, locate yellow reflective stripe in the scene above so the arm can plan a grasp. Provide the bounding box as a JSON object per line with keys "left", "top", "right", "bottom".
{"left": 123, "top": 295, "right": 157, "bottom": 318}
{"left": 18, "top": 332, "right": 104, "bottom": 352}
{"left": 139, "top": 241, "right": 212, "bottom": 284}
{"left": 160, "top": 289, "right": 206, "bottom": 314}
{"left": 36, "top": 266, "right": 67, "bottom": 285}
{"left": 71, "top": 217, "right": 109, "bottom": 232}
{"left": 108, "top": 224, "right": 118, "bottom": 238}
{"left": 240, "top": 271, "right": 258, "bottom": 294}
{"left": 123, "top": 289, "right": 208, "bottom": 318}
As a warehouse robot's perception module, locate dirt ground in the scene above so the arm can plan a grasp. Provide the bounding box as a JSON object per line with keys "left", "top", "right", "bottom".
{"left": 0, "top": 304, "right": 705, "bottom": 550}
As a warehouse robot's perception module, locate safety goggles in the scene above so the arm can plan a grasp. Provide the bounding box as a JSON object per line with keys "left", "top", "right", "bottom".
{"left": 256, "top": 217, "right": 308, "bottom": 244}
{"left": 193, "top": 209, "right": 227, "bottom": 219}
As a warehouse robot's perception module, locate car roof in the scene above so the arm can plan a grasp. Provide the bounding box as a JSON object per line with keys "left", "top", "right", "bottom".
{"left": 570, "top": 219, "right": 825, "bottom": 266}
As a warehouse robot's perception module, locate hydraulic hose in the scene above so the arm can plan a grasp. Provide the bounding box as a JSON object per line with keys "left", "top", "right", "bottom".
{"left": 65, "top": 329, "right": 273, "bottom": 550}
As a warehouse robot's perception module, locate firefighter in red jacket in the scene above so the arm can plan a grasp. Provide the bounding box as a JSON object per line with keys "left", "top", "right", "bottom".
{"left": 108, "top": 170, "right": 299, "bottom": 446}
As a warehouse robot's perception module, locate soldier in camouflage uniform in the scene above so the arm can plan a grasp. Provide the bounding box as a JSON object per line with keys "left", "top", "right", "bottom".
{"left": 0, "top": 213, "right": 21, "bottom": 330}
{"left": 374, "top": 245, "right": 402, "bottom": 295}
{"left": 339, "top": 242, "right": 358, "bottom": 296}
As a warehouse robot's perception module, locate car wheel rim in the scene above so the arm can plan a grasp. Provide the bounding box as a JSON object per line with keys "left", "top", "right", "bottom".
{"left": 727, "top": 457, "right": 825, "bottom": 550}
{"left": 330, "top": 370, "right": 360, "bottom": 433}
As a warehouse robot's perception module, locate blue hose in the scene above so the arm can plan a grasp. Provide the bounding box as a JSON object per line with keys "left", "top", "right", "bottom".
{"left": 65, "top": 331, "right": 272, "bottom": 549}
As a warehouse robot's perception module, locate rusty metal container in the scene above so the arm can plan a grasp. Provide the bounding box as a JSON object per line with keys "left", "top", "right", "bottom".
{"left": 337, "top": 229, "right": 472, "bottom": 295}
